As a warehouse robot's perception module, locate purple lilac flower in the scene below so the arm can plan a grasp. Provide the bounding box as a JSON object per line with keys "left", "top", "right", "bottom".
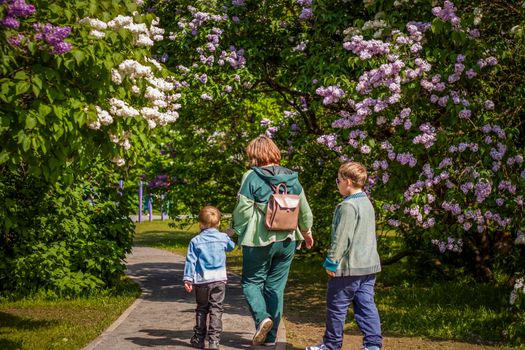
{"left": 484, "top": 100, "right": 495, "bottom": 110}
{"left": 412, "top": 123, "right": 437, "bottom": 149}
{"left": 360, "top": 145, "right": 371, "bottom": 154}
{"left": 474, "top": 181, "right": 492, "bottom": 203}
{"left": 265, "top": 126, "right": 278, "bottom": 138}
{"left": 343, "top": 35, "right": 390, "bottom": 60}
{"left": 388, "top": 219, "right": 401, "bottom": 227}
{"left": 299, "top": 7, "right": 313, "bottom": 20}
{"left": 1, "top": 16, "right": 20, "bottom": 28}
{"left": 466, "top": 69, "right": 477, "bottom": 79}
{"left": 51, "top": 41, "right": 72, "bottom": 55}
{"left": 432, "top": 1, "right": 461, "bottom": 29}
{"left": 260, "top": 118, "right": 271, "bottom": 127}
{"left": 7, "top": 33, "right": 24, "bottom": 46}
{"left": 7, "top": 0, "right": 35, "bottom": 17}
{"left": 459, "top": 109, "right": 471, "bottom": 119}
{"left": 198, "top": 74, "right": 208, "bottom": 84}
{"left": 469, "top": 29, "right": 480, "bottom": 38}
{"left": 315, "top": 86, "right": 346, "bottom": 105}
{"left": 317, "top": 134, "right": 338, "bottom": 149}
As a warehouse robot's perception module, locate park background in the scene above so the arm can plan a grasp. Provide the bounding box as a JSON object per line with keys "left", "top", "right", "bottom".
{"left": 1, "top": 0, "right": 524, "bottom": 348}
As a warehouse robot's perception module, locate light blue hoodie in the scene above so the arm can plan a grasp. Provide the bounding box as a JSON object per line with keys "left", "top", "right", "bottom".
{"left": 183, "top": 228, "right": 236, "bottom": 284}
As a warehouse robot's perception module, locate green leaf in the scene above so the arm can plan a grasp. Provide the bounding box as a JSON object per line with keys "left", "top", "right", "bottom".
{"left": 72, "top": 50, "right": 86, "bottom": 64}
{"left": 0, "top": 150, "right": 9, "bottom": 164}
{"left": 22, "top": 135, "right": 30, "bottom": 151}
{"left": 25, "top": 116, "right": 37, "bottom": 129}
{"left": 14, "top": 71, "right": 28, "bottom": 80}
{"left": 15, "top": 81, "right": 31, "bottom": 95}
{"left": 32, "top": 74, "right": 43, "bottom": 90}
{"left": 38, "top": 103, "right": 52, "bottom": 119}
{"left": 64, "top": 59, "right": 75, "bottom": 71}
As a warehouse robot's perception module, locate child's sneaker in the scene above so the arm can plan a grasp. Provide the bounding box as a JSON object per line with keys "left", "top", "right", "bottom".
{"left": 362, "top": 346, "right": 380, "bottom": 350}
{"left": 190, "top": 335, "right": 205, "bottom": 348}
{"left": 208, "top": 340, "right": 220, "bottom": 349}
{"left": 252, "top": 317, "right": 273, "bottom": 345}
{"left": 306, "top": 343, "right": 329, "bottom": 350}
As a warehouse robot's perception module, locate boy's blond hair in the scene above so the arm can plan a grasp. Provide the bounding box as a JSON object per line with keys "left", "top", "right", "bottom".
{"left": 246, "top": 135, "right": 281, "bottom": 166}
{"left": 339, "top": 161, "right": 368, "bottom": 188}
{"left": 199, "top": 206, "right": 221, "bottom": 229}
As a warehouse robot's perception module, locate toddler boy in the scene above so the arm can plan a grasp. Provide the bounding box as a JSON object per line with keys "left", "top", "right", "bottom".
{"left": 183, "top": 206, "right": 236, "bottom": 349}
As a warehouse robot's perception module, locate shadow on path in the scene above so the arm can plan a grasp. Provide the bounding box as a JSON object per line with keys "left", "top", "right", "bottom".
{"left": 84, "top": 246, "right": 261, "bottom": 350}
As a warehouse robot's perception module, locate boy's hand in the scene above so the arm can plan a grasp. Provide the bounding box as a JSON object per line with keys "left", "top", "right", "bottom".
{"left": 225, "top": 228, "right": 236, "bottom": 237}
{"left": 184, "top": 281, "right": 193, "bottom": 293}
{"left": 325, "top": 269, "right": 336, "bottom": 277}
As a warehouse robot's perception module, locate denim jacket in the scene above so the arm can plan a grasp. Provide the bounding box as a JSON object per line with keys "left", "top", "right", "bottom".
{"left": 183, "top": 228, "right": 236, "bottom": 284}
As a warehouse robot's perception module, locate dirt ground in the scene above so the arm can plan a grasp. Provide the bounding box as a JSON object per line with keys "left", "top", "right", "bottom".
{"left": 284, "top": 320, "right": 517, "bottom": 350}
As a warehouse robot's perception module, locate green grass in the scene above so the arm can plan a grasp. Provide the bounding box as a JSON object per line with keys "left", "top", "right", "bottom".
{"left": 0, "top": 278, "right": 140, "bottom": 350}
{"left": 135, "top": 221, "right": 525, "bottom": 348}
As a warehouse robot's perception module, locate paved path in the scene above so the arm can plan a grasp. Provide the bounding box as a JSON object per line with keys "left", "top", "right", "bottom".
{"left": 84, "top": 247, "right": 286, "bottom": 350}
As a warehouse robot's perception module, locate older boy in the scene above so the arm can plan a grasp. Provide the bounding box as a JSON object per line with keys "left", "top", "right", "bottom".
{"left": 183, "top": 206, "right": 236, "bottom": 349}
{"left": 307, "top": 162, "right": 382, "bottom": 350}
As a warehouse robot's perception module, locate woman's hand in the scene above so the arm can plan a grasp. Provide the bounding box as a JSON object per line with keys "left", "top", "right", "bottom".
{"left": 302, "top": 230, "right": 314, "bottom": 249}
{"left": 184, "top": 281, "right": 193, "bottom": 293}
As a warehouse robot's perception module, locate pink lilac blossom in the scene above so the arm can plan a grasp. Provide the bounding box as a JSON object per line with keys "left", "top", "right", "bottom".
{"left": 396, "top": 152, "right": 417, "bottom": 167}
{"left": 316, "top": 86, "right": 346, "bottom": 105}
{"left": 468, "top": 28, "right": 480, "bottom": 38}
{"left": 412, "top": 123, "right": 436, "bottom": 148}
{"left": 343, "top": 35, "right": 390, "bottom": 60}
{"left": 387, "top": 219, "right": 401, "bottom": 227}
{"left": 474, "top": 181, "right": 492, "bottom": 203}
{"left": 489, "top": 143, "right": 507, "bottom": 161}
{"left": 466, "top": 69, "right": 477, "bottom": 79}
{"left": 432, "top": 1, "right": 461, "bottom": 29}
{"left": 484, "top": 100, "right": 495, "bottom": 110}
{"left": 316, "top": 134, "right": 338, "bottom": 149}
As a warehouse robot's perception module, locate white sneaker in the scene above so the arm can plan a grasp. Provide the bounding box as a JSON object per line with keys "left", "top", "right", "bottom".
{"left": 253, "top": 317, "right": 273, "bottom": 345}
{"left": 362, "top": 346, "right": 381, "bottom": 350}
{"left": 306, "top": 343, "right": 329, "bottom": 350}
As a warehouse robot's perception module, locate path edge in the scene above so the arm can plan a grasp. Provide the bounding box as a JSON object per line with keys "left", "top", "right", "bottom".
{"left": 82, "top": 295, "right": 143, "bottom": 350}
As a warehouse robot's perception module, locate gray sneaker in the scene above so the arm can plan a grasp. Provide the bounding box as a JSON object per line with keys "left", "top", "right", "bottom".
{"left": 252, "top": 317, "right": 273, "bottom": 345}
{"left": 208, "top": 340, "right": 220, "bottom": 349}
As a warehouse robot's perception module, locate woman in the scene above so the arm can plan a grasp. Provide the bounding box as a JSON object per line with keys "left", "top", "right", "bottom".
{"left": 229, "top": 135, "right": 314, "bottom": 346}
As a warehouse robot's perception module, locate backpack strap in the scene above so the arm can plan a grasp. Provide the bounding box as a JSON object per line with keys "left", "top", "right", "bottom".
{"left": 273, "top": 183, "right": 288, "bottom": 195}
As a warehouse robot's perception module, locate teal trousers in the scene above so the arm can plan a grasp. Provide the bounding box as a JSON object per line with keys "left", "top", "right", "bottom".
{"left": 242, "top": 239, "right": 297, "bottom": 343}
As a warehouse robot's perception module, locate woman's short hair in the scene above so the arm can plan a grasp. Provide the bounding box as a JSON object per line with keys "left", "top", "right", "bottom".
{"left": 338, "top": 161, "right": 368, "bottom": 188}
{"left": 246, "top": 135, "right": 281, "bottom": 166}
{"left": 199, "top": 206, "right": 221, "bottom": 229}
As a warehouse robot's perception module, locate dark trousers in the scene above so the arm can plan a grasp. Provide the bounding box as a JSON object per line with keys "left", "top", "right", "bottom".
{"left": 194, "top": 281, "right": 226, "bottom": 342}
{"left": 323, "top": 274, "right": 382, "bottom": 350}
{"left": 241, "top": 239, "right": 296, "bottom": 343}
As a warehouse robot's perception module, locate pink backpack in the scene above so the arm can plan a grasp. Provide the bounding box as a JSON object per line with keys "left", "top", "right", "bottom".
{"left": 265, "top": 183, "right": 300, "bottom": 231}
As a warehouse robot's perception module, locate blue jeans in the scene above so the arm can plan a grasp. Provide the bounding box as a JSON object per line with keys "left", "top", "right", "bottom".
{"left": 323, "top": 274, "right": 382, "bottom": 350}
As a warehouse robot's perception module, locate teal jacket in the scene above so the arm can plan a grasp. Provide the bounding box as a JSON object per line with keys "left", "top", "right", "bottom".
{"left": 231, "top": 166, "right": 313, "bottom": 247}
{"left": 323, "top": 192, "right": 381, "bottom": 276}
